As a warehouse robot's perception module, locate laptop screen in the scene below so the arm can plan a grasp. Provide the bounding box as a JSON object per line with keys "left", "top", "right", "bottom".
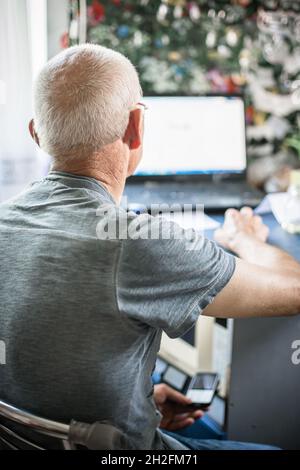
{"left": 134, "top": 95, "right": 247, "bottom": 177}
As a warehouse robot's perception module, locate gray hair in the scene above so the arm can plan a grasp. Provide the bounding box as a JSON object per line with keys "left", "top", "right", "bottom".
{"left": 33, "top": 44, "right": 142, "bottom": 159}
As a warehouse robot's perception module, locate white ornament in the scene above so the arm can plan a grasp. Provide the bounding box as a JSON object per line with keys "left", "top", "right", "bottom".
{"left": 189, "top": 3, "right": 201, "bottom": 21}
{"left": 226, "top": 29, "right": 238, "bottom": 47}
{"left": 69, "top": 19, "right": 79, "bottom": 40}
{"left": 133, "top": 31, "right": 143, "bottom": 47}
{"left": 157, "top": 4, "right": 168, "bottom": 22}
{"left": 248, "top": 74, "right": 300, "bottom": 117}
{"left": 247, "top": 116, "right": 291, "bottom": 141}
{"left": 174, "top": 6, "right": 183, "bottom": 19}
{"left": 206, "top": 31, "right": 216, "bottom": 48}
{"left": 218, "top": 45, "right": 232, "bottom": 59}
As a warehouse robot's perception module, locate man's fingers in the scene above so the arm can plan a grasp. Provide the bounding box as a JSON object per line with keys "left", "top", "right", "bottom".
{"left": 225, "top": 208, "right": 239, "bottom": 218}
{"left": 172, "top": 412, "right": 190, "bottom": 422}
{"left": 167, "top": 417, "right": 195, "bottom": 431}
{"left": 224, "top": 208, "right": 239, "bottom": 226}
{"left": 254, "top": 215, "right": 262, "bottom": 225}
{"left": 240, "top": 206, "right": 253, "bottom": 218}
{"left": 192, "top": 409, "right": 204, "bottom": 419}
{"left": 171, "top": 409, "right": 204, "bottom": 423}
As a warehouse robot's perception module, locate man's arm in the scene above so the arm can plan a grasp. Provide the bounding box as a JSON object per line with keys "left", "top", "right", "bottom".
{"left": 203, "top": 207, "right": 300, "bottom": 319}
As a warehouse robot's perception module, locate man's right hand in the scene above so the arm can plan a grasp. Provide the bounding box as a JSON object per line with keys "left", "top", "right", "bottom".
{"left": 214, "top": 206, "right": 269, "bottom": 254}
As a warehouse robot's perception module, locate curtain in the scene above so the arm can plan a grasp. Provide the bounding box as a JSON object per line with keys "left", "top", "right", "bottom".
{"left": 0, "top": 0, "right": 48, "bottom": 202}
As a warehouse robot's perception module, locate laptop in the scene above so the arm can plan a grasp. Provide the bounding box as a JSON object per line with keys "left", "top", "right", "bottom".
{"left": 123, "top": 95, "right": 263, "bottom": 213}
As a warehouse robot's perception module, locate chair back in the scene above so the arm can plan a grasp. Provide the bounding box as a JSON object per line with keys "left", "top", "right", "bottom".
{"left": 0, "top": 399, "right": 131, "bottom": 450}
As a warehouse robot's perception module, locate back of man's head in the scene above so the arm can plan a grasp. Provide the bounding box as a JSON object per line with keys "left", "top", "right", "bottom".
{"left": 33, "top": 44, "right": 142, "bottom": 160}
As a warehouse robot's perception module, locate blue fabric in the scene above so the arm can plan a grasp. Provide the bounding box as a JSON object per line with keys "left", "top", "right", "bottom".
{"left": 175, "top": 415, "right": 225, "bottom": 440}
{"left": 163, "top": 431, "right": 280, "bottom": 450}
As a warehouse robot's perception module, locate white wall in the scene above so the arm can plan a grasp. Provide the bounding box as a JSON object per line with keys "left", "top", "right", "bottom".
{"left": 0, "top": 0, "right": 47, "bottom": 201}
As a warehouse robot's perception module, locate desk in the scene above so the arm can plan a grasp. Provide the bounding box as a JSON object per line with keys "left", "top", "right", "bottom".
{"left": 206, "top": 213, "right": 300, "bottom": 449}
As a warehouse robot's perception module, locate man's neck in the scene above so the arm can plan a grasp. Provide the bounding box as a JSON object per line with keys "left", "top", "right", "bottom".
{"left": 51, "top": 146, "right": 128, "bottom": 204}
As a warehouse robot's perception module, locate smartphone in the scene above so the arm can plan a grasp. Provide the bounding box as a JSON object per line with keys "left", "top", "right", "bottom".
{"left": 186, "top": 373, "right": 219, "bottom": 408}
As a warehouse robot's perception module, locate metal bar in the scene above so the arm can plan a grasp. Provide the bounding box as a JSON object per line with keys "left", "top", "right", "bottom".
{"left": 0, "top": 423, "right": 45, "bottom": 450}
{"left": 0, "top": 435, "right": 19, "bottom": 450}
{"left": 0, "top": 400, "right": 69, "bottom": 440}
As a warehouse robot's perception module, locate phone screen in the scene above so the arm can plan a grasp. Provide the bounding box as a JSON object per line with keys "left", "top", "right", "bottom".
{"left": 192, "top": 373, "right": 217, "bottom": 390}
{"left": 186, "top": 373, "right": 218, "bottom": 405}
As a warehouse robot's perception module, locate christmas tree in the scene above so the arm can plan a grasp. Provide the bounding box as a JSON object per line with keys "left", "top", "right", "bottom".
{"left": 67, "top": 0, "right": 300, "bottom": 190}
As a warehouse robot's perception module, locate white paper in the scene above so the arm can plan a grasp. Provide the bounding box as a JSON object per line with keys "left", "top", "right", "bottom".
{"left": 161, "top": 211, "right": 220, "bottom": 232}
{"left": 255, "top": 192, "right": 288, "bottom": 225}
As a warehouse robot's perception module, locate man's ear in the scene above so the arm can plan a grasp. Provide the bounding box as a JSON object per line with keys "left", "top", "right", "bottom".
{"left": 29, "top": 119, "right": 40, "bottom": 146}
{"left": 123, "top": 109, "right": 142, "bottom": 150}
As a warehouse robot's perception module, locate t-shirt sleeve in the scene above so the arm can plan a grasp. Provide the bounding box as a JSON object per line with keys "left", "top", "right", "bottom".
{"left": 116, "top": 214, "right": 236, "bottom": 338}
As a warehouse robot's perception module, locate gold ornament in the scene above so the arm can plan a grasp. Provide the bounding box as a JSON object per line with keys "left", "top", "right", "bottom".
{"left": 253, "top": 111, "right": 267, "bottom": 126}
{"left": 164, "top": 0, "right": 186, "bottom": 6}
{"left": 168, "top": 51, "right": 182, "bottom": 61}
{"left": 231, "top": 73, "right": 246, "bottom": 86}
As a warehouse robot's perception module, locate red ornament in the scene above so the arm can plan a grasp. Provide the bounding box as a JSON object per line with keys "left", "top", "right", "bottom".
{"left": 112, "top": 0, "right": 121, "bottom": 5}
{"left": 91, "top": 0, "right": 105, "bottom": 22}
{"left": 225, "top": 76, "right": 239, "bottom": 94}
{"left": 60, "top": 31, "right": 69, "bottom": 49}
{"left": 238, "top": 0, "right": 251, "bottom": 6}
{"left": 246, "top": 105, "right": 254, "bottom": 125}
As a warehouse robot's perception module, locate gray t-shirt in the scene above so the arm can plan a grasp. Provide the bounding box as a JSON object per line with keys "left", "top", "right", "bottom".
{"left": 0, "top": 171, "right": 235, "bottom": 449}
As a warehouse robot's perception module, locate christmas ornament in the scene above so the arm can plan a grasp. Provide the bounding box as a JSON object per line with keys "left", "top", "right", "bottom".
{"left": 235, "top": 0, "right": 252, "bottom": 6}
{"left": 206, "top": 30, "right": 217, "bottom": 48}
{"left": 217, "top": 10, "right": 226, "bottom": 20}
{"left": 165, "top": 0, "right": 186, "bottom": 5}
{"left": 60, "top": 32, "right": 69, "bottom": 49}
{"left": 262, "top": 35, "right": 289, "bottom": 64}
{"left": 231, "top": 73, "right": 247, "bottom": 86}
{"left": 157, "top": 4, "right": 169, "bottom": 22}
{"left": 189, "top": 3, "right": 201, "bottom": 22}
{"left": 88, "top": 0, "right": 105, "bottom": 25}
{"left": 117, "top": 25, "right": 129, "bottom": 39}
{"left": 154, "top": 38, "right": 163, "bottom": 48}
{"left": 69, "top": 19, "right": 78, "bottom": 40}
{"left": 133, "top": 31, "right": 143, "bottom": 47}
{"left": 217, "top": 45, "right": 232, "bottom": 59}
{"left": 226, "top": 28, "right": 239, "bottom": 47}
{"left": 224, "top": 5, "right": 245, "bottom": 24}
{"left": 161, "top": 34, "right": 170, "bottom": 46}
{"left": 174, "top": 5, "right": 183, "bottom": 19}
{"left": 249, "top": 75, "right": 300, "bottom": 117}
{"left": 168, "top": 51, "right": 182, "bottom": 61}
{"left": 239, "top": 49, "right": 251, "bottom": 70}
{"left": 247, "top": 116, "right": 291, "bottom": 141}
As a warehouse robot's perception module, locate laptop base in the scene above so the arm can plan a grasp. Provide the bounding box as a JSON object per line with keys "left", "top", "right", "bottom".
{"left": 123, "top": 181, "right": 263, "bottom": 213}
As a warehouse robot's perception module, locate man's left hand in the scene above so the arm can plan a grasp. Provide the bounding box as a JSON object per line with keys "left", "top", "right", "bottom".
{"left": 154, "top": 383, "right": 204, "bottom": 431}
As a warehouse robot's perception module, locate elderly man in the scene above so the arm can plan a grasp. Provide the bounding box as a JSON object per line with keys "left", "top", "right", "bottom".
{"left": 0, "top": 44, "right": 299, "bottom": 450}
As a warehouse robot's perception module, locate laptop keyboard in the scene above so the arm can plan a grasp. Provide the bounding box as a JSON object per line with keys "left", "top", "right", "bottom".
{"left": 123, "top": 182, "right": 263, "bottom": 212}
